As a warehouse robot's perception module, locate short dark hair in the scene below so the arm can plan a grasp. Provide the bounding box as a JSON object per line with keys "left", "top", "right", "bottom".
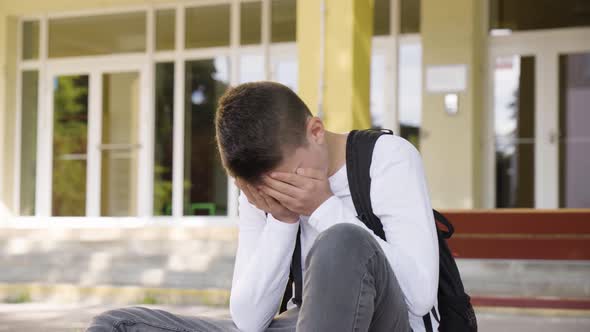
{"left": 215, "top": 81, "right": 313, "bottom": 184}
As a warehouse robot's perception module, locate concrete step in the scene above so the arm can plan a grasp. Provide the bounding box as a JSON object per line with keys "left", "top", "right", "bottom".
{"left": 1, "top": 226, "right": 589, "bottom": 305}
{"left": 0, "top": 303, "right": 588, "bottom": 332}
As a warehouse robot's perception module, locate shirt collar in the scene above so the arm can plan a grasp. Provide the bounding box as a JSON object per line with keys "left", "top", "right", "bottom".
{"left": 328, "top": 163, "right": 348, "bottom": 194}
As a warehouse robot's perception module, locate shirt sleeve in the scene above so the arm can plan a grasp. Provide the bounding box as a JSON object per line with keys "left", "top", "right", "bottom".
{"left": 307, "top": 135, "right": 439, "bottom": 316}
{"left": 229, "top": 191, "right": 300, "bottom": 332}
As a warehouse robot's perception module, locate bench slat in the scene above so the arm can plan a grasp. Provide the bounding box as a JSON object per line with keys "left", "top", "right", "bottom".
{"left": 439, "top": 210, "right": 590, "bottom": 260}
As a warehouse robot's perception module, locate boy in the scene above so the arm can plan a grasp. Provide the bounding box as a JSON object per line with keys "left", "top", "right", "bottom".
{"left": 87, "top": 82, "right": 439, "bottom": 332}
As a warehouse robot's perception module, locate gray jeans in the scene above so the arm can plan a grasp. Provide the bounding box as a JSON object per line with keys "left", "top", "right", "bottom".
{"left": 86, "top": 223, "right": 410, "bottom": 332}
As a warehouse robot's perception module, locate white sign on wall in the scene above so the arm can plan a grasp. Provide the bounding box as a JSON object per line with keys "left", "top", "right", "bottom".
{"left": 426, "top": 64, "right": 468, "bottom": 93}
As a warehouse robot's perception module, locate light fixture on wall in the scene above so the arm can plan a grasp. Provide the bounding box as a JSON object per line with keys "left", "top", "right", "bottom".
{"left": 444, "top": 93, "right": 459, "bottom": 116}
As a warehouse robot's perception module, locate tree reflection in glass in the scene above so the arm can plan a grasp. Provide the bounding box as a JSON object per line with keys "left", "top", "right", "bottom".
{"left": 52, "top": 75, "right": 88, "bottom": 216}
{"left": 183, "top": 58, "right": 229, "bottom": 216}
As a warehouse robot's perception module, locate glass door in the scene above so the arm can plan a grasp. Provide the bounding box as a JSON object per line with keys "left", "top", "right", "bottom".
{"left": 492, "top": 55, "right": 536, "bottom": 208}
{"left": 99, "top": 71, "right": 141, "bottom": 216}
{"left": 488, "top": 28, "right": 590, "bottom": 208}
{"left": 558, "top": 52, "right": 590, "bottom": 207}
{"left": 40, "top": 64, "right": 147, "bottom": 217}
{"left": 51, "top": 74, "right": 90, "bottom": 216}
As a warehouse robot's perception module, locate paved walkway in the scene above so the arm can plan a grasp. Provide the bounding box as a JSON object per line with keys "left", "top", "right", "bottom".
{"left": 0, "top": 302, "right": 589, "bottom": 332}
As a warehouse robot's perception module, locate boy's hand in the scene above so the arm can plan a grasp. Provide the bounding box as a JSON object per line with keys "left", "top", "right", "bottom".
{"left": 261, "top": 168, "right": 333, "bottom": 216}
{"left": 236, "top": 178, "right": 299, "bottom": 224}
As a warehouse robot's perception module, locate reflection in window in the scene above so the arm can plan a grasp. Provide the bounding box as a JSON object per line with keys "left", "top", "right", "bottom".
{"left": 490, "top": 0, "right": 590, "bottom": 33}
{"left": 101, "top": 72, "right": 140, "bottom": 216}
{"left": 240, "top": 54, "right": 265, "bottom": 83}
{"left": 156, "top": 9, "right": 175, "bottom": 51}
{"left": 20, "top": 71, "right": 39, "bottom": 215}
{"left": 22, "top": 21, "right": 39, "bottom": 60}
{"left": 184, "top": 58, "right": 229, "bottom": 216}
{"left": 241, "top": 1, "right": 262, "bottom": 45}
{"left": 52, "top": 75, "right": 89, "bottom": 216}
{"left": 370, "top": 54, "right": 386, "bottom": 128}
{"left": 271, "top": 56, "right": 298, "bottom": 92}
{"left": 494, "top": 56, "right": 535, "bottom": 208}
{"left": 398, "top": 42, "right": 422, "bottom": 148}
{"left": 48, "top": 12, "right": 146, "bottom": 58}
{"left": 185, "top": 5, "right": 230, "bottom": 49}
{"left": 401, "top": 0, "right": 420, "bottom": 34}
{"left": 154, "top": 63, "right": 175, "bottom": 215}
{"left": 559, "top": 52, "right": 590, "bottom": 208}
{"left": 373, "top": 0, "right": 390, "bottom": 36}
{"left": 271, "top": 0, "right": 296, "bottom": 43}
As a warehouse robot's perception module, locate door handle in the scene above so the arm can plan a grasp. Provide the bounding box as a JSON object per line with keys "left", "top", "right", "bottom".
{"left": 549, "top": 131, "right": 557, "bottom": 144}
{"left": 98, "top": 143, "right": 142, "bottom": 151}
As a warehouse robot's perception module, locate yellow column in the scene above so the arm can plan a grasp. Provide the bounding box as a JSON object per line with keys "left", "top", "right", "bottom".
{"left": 0, "top": 14, "right": 18, "bottom": 213}
{"left": 297, "top": 0, "right": 373, "bottom": 132}
{"left": 420, "top": 0, "right": 486, "bottom": 208}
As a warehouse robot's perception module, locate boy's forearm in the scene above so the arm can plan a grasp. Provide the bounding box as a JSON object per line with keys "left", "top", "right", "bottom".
{"left": 230, "top": 214, "right": 299, "bottom": 331}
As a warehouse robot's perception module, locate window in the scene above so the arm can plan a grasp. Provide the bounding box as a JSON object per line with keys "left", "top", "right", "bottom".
{"left": 185, "top": 5, "right": 231, "bottom": 49}
{"left": 271, "top": 0, "right": 296, "bottom": 43}
{"left": 401, "top": 0, "right": 420, "bottom": 34}
{"left": 370, "top": 54, "right": 386, "bottom": 127}
{"left": 48, "top": 12, "right": 146, "bottom": 58}
{"left": 240, "top": 54, "right": 265, "bottom": 83}
{"left": 156, "top": 9, "right": 175, "bottom": 51}
{"left": 558, "top": 52, "right": 590, "bottom": 208}
{"left": 373, "top": 0, "right": 391, "bottom": 36}
{"left": 100, "top": 72, "right": 141, "bottom": 216}
{"left": 52, "top": 75, "right": 89, "bottom": 216}
{"left": 490, "top": 0, "right": 590, "bottom": 33}
{"left": 19, "top": 71, "right": 39, "bottom": 215}
{"left": 398, "top": 42, "right": 422, "bottom": 148}
{"left": 270, "top": 55, "right": 298, "bottom": 92}
{"left": 17, "top": 3, "right": 299, "bottom": 218}
{"left": 494, "top": 56, "right": 536, "bottom": 208}
{"left": 22, "top": 21, "right": 39, "bottom": 60}
{"left": 183, "top": 58, "right": 230, "bottom": 216}
{"left": 241, "top": 1, "right": 262, "bottom": 45}
{"left": 154, "top": 63, "right": 175, "bottom": 216}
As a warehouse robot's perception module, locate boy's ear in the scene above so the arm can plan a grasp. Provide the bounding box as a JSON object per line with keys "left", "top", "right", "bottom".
{"left": 307, "top": 116, "right": 325, "bottom": 144}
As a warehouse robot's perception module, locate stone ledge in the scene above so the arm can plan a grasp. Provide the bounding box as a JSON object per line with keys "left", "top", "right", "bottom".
{"left": 0, "top": 283, "right": 230, "bottom": 307}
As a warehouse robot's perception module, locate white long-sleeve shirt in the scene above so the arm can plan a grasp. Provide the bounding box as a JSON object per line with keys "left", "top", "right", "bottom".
{"left": 230, "top": 134, "right": 439, "bottom": 332}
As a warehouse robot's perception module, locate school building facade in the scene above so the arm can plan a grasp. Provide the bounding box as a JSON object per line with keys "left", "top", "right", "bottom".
{"left": 0, "top": 0, "right": 588, "bottom": 308}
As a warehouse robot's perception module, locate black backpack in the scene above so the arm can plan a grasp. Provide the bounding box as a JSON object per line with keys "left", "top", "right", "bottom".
{"left": 280, "top": 128, "right": 477, "bottom": 332}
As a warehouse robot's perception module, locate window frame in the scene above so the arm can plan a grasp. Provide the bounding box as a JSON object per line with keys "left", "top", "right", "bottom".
{"left": 485, "top": 27, "right": 590, "bottom": 209}
{"left": 12, "top": 0, "right": 415, "bottom": 225}
{"left": 13, "top": 1, "right": 296, "bottom": 224}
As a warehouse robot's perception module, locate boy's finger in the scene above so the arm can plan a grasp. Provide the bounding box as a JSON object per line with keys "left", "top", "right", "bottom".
{"left": 240, "top": 183, "right": 256, "bottom": 202}
{"left": 262, "top": 191, "right": 296, "bottom": 213}
{"left": 260, "top": 191, "right": 280, "bottom": 210}
{"left": 261, "top": 185, "right": 298, "bottom": 208}
{"left": 269, "top": 172, "right": 307, "bottom": 187}
{"left": 263, "top": 176, "right": 302, "bottom": 197}
{"left": 247, "top": 184, "right": 264, "bottom": 203}
{"left": 296, "top": 168, "right": 326, "bottom": 180}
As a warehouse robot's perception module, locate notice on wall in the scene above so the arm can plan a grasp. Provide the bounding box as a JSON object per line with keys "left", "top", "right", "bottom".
{"left": 426, "top": 64, "right": 468, "bottom": 93}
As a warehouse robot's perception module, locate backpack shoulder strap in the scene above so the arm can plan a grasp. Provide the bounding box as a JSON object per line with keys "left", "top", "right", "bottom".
{"left": 345, "top": 128, "right": 394, "bottom": 241}
{"left": 347, "top": 130, "right": 440, "bottom": 331}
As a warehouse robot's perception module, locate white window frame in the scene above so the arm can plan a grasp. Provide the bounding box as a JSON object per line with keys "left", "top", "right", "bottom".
{"left": 11, "top": 0, "right": 416, "bottom": 226}
{"left": 485, "top": 27, "right": 590, "bottom": 208}
{"left": 40, "top": 59, "right": 150, "bottom": 218}
{"left": 11, "top": 0, "right": 305, "bottom": 226}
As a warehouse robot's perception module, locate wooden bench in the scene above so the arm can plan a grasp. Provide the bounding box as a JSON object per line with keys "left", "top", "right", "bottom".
{"left": 439, "top": 209, "right": 590, "bottom": 310}
{"left": 442, "top": 209, "right": 590, "bottom": 260}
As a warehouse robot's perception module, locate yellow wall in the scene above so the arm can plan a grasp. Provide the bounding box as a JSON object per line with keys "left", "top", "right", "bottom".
{"left": 0, "top": 10, "right": 17, "bottom": 214}
{"left": 420, "top": 0, "right": 486, "bottom": 208}
{"left": 297, "top": 0, "right": 373, "bottom": 133}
